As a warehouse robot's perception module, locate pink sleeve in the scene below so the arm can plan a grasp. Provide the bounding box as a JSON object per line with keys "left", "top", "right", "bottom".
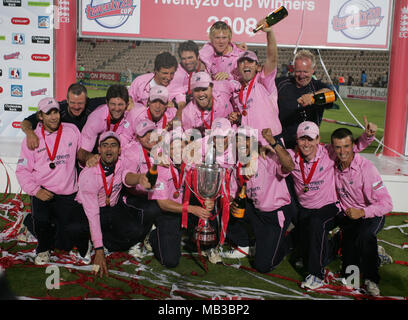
{"left": 15, "top": 140, "right": 41, "bottom": 196}
{"left": 80, "top": 110, "right": 105, "bottom": 152}
{"left": 258, "top": 68, "right": 278, "bottom": 96}
{"left": 361, "top": 162, "right": 393, "bottom": 218}
{"left": 181, "top": 104, "right": 194, "bottom": 131}
{"left": 354, "top": 132, "right": 374, "bottom": 152}
{"left": 77, "top": 170, "right": 104, "bottom": 248}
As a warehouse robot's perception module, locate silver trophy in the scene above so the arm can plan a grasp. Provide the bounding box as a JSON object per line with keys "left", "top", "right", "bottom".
{"left": 188, "top": 163, "right": 225, "bottom": 246}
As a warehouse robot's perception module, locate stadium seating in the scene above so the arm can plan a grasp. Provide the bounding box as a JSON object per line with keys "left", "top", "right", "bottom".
{"left": 77, "top": 39, "right": 390, "bottom": 86}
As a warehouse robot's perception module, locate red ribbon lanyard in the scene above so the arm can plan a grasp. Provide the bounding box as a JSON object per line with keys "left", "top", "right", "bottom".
{"left": 238, "top": 76, "right": 256, "bottom": 114}
{"left": 142, "top": 147, "right": 151, "bottom": 170}
{"left": 200, "top": 98, "right": 214, "bottom": 130}
{"left": 237, "top": 162, "right": 249, "bottom": 187}
{"left": 147, "top": 108, "right": 167, "bottom": 129}
{"left": 106, "top": 113, "right": 120, "bottom": 132}
{"left": 170, "top": 162, "right": 186, "bottom": 191}
{"left": 299, "top": 156, "right": 320, "bottom": 190}
{"left": 99, "top": 161, "right": 115, "bottom": 203}
{"left": 41, "top": 124, "right": 63, "bottom": 164}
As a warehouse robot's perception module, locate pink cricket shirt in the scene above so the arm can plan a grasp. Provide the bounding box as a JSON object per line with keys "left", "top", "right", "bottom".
{"left": 289, "top": 132, "right": 375, "bottom": 209}
{"left": 335, "top": 153, "right": 393, "bottom": 218}
{"left": 230, "top": 154, "right": 291, "bottom": 213}
{"left": 80, "top": 104, "right": 132, "bottom": 152}
{"left": 231, "top": 69, "right": 282, "bottom": 146}
{"left": 182, "top": 80, "right": 238, "bottom": 131}
{"left": 199, "top": 42, "right": 243, "bottom": 80}
{"left": 128, "top": 73, "right": 186, "bottom": 107}
{"left": 75, "top": 158, "right": 125, "bottom": 248}
{"left": 16, "top": 122, "right": 81, "bottom": 196}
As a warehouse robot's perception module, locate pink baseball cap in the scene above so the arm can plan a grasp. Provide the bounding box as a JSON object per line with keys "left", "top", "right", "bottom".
{"left": 149, "top": 85, "right": 168, "bottom": 103}
{"left": 297, "top": 121, "right": 320, "bottom": 139}
{"left": 237, "top": 51, "right": 259, "bottom": 65}
{"left": 210, "top": 117, "right": 232, "bottom": 137}
{"left": 190, "top": 71, "right": 212, "bottom": 90}
{"left": 135, "top": 119, "right": 156, "bottom": 137}
{"left": 99, "top": 131, "right": 121, "bottom": 146}
{"left": 38, "top": 97, "right": 59, "bottom": 113}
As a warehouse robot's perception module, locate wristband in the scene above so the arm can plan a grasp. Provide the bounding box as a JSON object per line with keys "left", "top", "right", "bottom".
{"left": 269, "top": 141, "right": 278, "bottom": 149}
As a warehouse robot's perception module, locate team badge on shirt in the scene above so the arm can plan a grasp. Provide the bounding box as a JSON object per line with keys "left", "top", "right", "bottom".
{"left": 372, "top": 180, "right": 384, "bottom": 191}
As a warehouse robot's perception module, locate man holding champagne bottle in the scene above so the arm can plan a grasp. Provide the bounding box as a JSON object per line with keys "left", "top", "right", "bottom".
{"left": 276, "top": 49, "right": 334, "bottom": 149}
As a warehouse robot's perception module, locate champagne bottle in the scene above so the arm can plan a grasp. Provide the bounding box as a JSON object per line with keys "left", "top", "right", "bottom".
{"left": 232, "top": 184, "right": 247, "bottom": 218}
{"left": 253, "top": 6, "right": 289, "bottom": 33}
{"left": 146, "top": 164, "right": 158, "bottom": 189}
{"left": 311, "top": 91, "right": 336, "bottom": 105}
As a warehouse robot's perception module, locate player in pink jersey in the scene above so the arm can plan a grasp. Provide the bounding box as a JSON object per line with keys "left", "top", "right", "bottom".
{"left": 16, "top": 97, "right": 88, "bottom": 265}
{"left": 121, "top": 119, "right": 167, "bottom": 259}
{"left": 76, "top": 131, "right": 152, "bottom": 277}
{"left": 331, "top": 128, "right": 393, "bottom": 296}
{"left": 128, "top": 52, "right": 186, "bottom": 116}
{"left": 199, "top": 21, "right": 246, "bottom": 81}
{"left": 126, "top": 85, "right": 177, "bottom": 145}
{"left": 228, "top": 18, "right": 282, "bottom": 148}
{"left": 287, "top": 120, "right": 377, "bottom": 290}
{"left": 77, "top": 84, "right": 133, "bottom": 168}
{"left": 143, "top": 129, "right": 213, "bottom": 268}
{"left": 171, "top": 40, "right": 208, "bottom": 105}
{"left": 181, "top": 71, "right": 238, "bottom": 136}
{"left": 225, "top": 126, "right": 296, "bottom": 272}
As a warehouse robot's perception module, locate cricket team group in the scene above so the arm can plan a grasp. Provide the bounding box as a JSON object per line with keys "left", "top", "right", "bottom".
{"left": 15, "top": 17, "right": 393, "bottom": 297}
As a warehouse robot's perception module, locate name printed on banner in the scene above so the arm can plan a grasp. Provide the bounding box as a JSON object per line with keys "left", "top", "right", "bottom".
{"left": 154, "top": 0, "right": 315, "bottom": 11}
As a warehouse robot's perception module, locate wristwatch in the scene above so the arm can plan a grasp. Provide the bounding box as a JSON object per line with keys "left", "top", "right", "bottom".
{"left": 269, "top": 141, "right": 278, "bottom": 149}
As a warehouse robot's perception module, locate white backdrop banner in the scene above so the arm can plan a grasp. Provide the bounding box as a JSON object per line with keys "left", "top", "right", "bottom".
{"left": 0, "top": 0, "right": 54, "bottom": 138}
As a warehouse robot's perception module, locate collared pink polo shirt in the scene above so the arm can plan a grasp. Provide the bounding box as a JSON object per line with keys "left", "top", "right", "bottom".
{"left": 80, "top": 104, "right": 132, "bottom": 152}
{"left": 231, "top": 69, "right": 282, "bottom": 146}
{"left": 199, "top": 42, "right": 243, "bottom": 80}
{"left": 16, "top": 122, "right": 81, "bottom": 196}
{"left": 230, "top": 153, "right": 291, "bottom": 212}
{"left": 128, "top": 72, "right": 186, "bottom": 107}
{"left": 75, "top": 157, "right": 125, "bottom": 248}
{"left": 289, "top": 132, "right": 375, "bottom": 210}
{"left": 335, "top": 153, "right": 393, "bottom": 218}
{"left": 149, "top": 163, "right": 184, "bottom": 205}
{"left": 182, "top": 80, "right": 238, "bottom": 132}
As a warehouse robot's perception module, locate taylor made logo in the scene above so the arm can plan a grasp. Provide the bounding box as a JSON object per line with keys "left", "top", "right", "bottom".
{"left": 85, "top": 0, "right": 137, "bottom": 29}
{"left": 332, "top": 0, "right": 384, "bottom": 40}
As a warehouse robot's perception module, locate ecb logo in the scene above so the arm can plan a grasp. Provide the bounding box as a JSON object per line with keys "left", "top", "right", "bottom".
{"left": 85, "top": 0, "right": 137, "bottom": 29}
{"left": 332, "top": 0, "right": 384, "bottom": 40}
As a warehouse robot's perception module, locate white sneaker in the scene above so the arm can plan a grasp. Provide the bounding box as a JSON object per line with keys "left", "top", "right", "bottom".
{"left": 202, "top": 247, "right": 222, "bottom": 264}
{"left": 221, "top": 246, "right": 254, "bottom": 259}
{"left": 34, "top": 251, "right": 50, "bottom": 265}
{"left": 378, "top": 245, "right": 393, "bottom": 265}
{"left": 128, "top": 242, "right": 145, "bottom": 259}
{"left": 364, "top": 279, "right": 380, "bottom": 296}
{"left": 301, "top": 274, "right": 325, "bottom": 290}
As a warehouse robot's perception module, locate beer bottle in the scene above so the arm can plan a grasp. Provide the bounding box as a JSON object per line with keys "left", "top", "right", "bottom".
{"left": 253, "top": 6, "right": 289, "bottom": 33}
{"left": 146, "top": 164, "right": 158, "bottom": 189}
{"left": 232, "top": 184, "right": 247, "bottom": 218}
{"left": 311, "top": 91, "right": 336, "bottom": 105}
